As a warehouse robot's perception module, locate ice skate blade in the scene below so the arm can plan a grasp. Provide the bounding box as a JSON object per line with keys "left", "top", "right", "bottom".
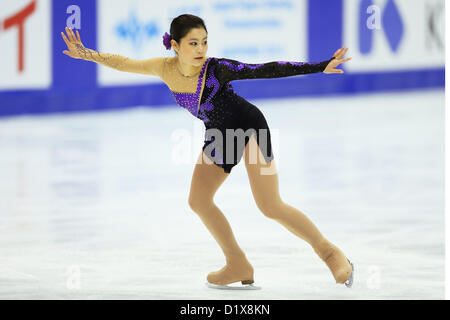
{"left": 344, "top": 259, "right": 354, "bottom": 288}
{"left": 205, "top": 282, "right": 262, "bottom": 290}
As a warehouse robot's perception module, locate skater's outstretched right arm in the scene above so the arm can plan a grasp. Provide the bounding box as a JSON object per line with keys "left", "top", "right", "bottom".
{"left": 61, "top": 27, "right": 164, "bottom": 77}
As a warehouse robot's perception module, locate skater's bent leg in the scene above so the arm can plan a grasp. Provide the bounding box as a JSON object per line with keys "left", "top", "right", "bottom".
{"left": 243, "top": 135, "right": 352, "bottom": 283}
{"left": 188, "top": 150, "right": 246, "bottom": 259}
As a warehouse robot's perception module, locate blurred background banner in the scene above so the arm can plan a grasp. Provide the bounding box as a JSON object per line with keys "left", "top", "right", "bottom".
{"left": 0, "top": 0, "right": 445, "bottom": 117}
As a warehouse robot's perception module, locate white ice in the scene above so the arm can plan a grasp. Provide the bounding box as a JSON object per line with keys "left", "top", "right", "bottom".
{"left": 0, "top": 89, "right": 444, "bottom": 299}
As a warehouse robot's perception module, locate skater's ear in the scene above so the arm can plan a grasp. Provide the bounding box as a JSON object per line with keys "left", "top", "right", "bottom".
{"left": 171, "top": 39, "right": 180, "bottom": 55}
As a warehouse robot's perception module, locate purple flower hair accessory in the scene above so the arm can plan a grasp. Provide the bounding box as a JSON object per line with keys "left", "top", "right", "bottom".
{"left": 163, "top": 32, "right": 172, "bottom": 50}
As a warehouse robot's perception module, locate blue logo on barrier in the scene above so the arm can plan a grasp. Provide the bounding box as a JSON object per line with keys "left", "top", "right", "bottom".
{"left": 359, "top": 0, "right": 404, "bottom": 54}
{"left": 115, "top": 10, "right": 158, "bottom": 52}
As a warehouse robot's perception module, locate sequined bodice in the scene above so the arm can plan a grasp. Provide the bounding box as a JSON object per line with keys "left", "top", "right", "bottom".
{"left": 165, "top": 55, "right": 334, "bottom": 126}
{"left": 170, "top": 57, "right": 211, "bottom": 117}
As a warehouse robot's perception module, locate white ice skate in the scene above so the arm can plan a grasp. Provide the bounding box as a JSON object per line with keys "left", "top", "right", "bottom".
{"left": 205, "top": 280, "right": 262, "bottom": 290}
{"left": 344, "top": 258, "right": 354, "bottom": 288}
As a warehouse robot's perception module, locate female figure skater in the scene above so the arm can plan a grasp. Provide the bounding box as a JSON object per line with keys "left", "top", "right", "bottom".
{"left": 61, "top": 14, "right": 354, "bottom": 290}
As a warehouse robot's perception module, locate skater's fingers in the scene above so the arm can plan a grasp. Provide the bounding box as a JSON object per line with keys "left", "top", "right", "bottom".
{"left": 65, "top": 27, "right": 72, "bottom": 42}
{"left": 333, "top": 46, "right": 344, "bottom": 58}
{"left": 61, "top": 32, "right": 71, "bottom": 47}
{"left": 66, "top": 27, "right": 75, "bottom": 42}
{"left": 69, "top": 27, "right": 75, "bottom": 42}
{"left": 337, "top": 47, "right": 348, "bottom": 59}
{"left": 65, "top": 27, "right": 73, "bottom": 42}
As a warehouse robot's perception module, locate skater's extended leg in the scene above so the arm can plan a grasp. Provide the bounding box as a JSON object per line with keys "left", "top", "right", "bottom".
{"left": 243, "top": 134, "right": 352, "bottom": 284}
{"left": 189, "top": 150, "right": 254, "bottom": 285}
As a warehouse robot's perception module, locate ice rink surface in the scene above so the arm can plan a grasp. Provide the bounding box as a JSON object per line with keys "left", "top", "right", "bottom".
{"left": 0, "top": 89, "right": 444, "bottom": 299}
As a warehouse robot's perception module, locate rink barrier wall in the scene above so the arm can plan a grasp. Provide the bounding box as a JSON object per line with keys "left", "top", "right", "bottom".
{"left": 0, "top": 0, "right": 444, "bottom": 117}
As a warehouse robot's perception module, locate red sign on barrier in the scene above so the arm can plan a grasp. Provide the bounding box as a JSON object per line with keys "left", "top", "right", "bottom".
{"left": 0, "top": 0, "right": 36, "bottom": 73}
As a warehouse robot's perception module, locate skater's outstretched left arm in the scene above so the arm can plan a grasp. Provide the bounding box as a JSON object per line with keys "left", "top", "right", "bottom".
{"left": 61, "top": 27, "right": 164, "bottom": 77}
{"left": 214, "top": 47, "right": 352, "bottom": 84}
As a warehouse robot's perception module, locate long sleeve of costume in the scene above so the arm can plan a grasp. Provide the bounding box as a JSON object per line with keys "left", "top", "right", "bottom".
{"left": 75, "top": 44, "right": 164, "bottom": 76}
{"left": 214, "top": 56, "right": 335, "bottom": 84}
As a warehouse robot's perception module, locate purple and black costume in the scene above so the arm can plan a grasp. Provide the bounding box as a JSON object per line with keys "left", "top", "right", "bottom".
{"left": 170, "top": 56, "right": 335, "bottom": 173}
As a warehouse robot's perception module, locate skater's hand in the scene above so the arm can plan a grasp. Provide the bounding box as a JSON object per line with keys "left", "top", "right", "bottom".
{"left": 61, "top": 27, "right": 87, "bottom": 59}
{"left": 323, "top": 47, "right": 352, "bottom": 74}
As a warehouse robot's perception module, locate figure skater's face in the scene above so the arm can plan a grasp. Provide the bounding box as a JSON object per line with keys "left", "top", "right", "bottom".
{"left": 172, "top": 27, "right": 208, "bottom": 66}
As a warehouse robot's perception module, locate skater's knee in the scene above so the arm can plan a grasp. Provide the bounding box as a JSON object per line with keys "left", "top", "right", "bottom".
{"left": 188, "top": 195, "right": 214, "bottom": 213}
{"left": 256, "top": 198, "right": 284, "bottom": 219}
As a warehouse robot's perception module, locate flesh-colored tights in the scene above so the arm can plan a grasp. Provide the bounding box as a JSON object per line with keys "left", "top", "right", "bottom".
{"left": 188, "top": 135, "right": 351, "bottom": 284}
